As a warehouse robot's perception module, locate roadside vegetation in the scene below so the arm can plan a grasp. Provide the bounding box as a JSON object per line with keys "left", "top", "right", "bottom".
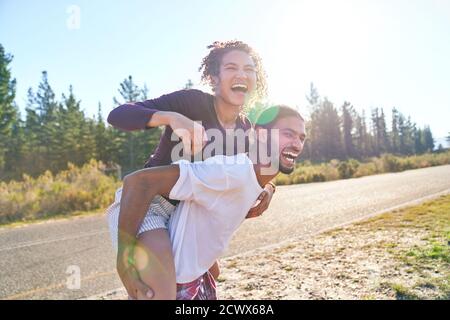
{"left": 0, "top": 160, "right": 120, "bottom": 225}
{"left": 274, "top": 151, "right": 450, "bottom": 185}
{"left": 1, "top": 151, "right": 449, "bottom": 226}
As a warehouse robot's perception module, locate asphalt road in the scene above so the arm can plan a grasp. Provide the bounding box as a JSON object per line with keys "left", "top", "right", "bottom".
{"left": 1, "top": 165, "right": 450, "bottom": 300}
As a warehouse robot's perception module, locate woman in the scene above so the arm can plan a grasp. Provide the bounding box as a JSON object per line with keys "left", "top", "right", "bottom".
{"left": 107, "top": 40, "right": 276, "bottom": 299}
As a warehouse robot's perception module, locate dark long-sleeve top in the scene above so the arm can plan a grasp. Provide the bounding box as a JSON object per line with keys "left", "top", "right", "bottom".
{"left": 107, "top": 89, "right": 252, "bottom": 169}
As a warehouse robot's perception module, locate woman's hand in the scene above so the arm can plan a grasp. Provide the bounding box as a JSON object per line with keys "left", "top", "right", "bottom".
{"left": 168, "top": 112, "right": 208, "bottom": 155}
{"left": 246, "top": 184, "right": 275, "bottom": 219}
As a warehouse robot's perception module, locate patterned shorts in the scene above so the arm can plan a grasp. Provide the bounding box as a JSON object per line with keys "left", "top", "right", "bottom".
{"left": 106, "top": 187, "right": 176, "bottom": 252}
{"left": 176, "top": 272, "right": 217, "bottom": 300}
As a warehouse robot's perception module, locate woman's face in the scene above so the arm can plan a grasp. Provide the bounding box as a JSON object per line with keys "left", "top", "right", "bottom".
{"left": 213, "top": 49, "right": 257, "bottom": 107}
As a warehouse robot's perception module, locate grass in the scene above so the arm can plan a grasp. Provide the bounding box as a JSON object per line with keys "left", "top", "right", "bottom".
{"left": 361, "top": 194, "right": 450, "bottom": 300}
{"left": 388, "top": 283, "right": 420, "bottom": 300}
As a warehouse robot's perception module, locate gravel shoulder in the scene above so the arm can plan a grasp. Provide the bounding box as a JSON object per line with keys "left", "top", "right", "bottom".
{"left": 216, "top": 195, "right": 450, "bottom": 300}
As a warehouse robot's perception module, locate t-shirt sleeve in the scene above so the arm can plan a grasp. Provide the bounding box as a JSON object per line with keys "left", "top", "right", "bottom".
{"left": 107, "top": 89, "right": 208, "bottom": 131}
{"left": 169, "top": 156, "right": 252, "bottom": 208}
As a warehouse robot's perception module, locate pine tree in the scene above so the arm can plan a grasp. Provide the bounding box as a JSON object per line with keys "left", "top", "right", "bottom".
{"left": 390, "top": 107, "right": 400, "bottom": 154}
{"left": 35, "top": 71, "right": 60, "bottom": 168}
{"left": 398, "top": 114, "right": 406, "bottom": 154}
{"left": 3, "top": 116, "right": 25, "bottom": 180}
{"left": 0, "top": 44, "right": 19, "bottom": 177}
{"left": 305, "top": 82, "right": 320, "bottom": 107}
{"left": 414, "top": 127, "right": 425, "bottom": 154}
{"left": 422, "top": 126, "right": 434, "bottom": 152}
{"left": 141, "top": 84, "right": 149, "bottom": 100}
{"left": 94, "top": 102, "right": 109, "bottom": 163}
{"left": 310, "top": 98, "right": 342, "bottom": 161}
{"left": 341, "top": 102, "right": 356, "bottom": 158}
{"left": 184, "top": 79, "right": 194, "bottom": 90}
{"left": 398, "top": 114, "right": 416, "bottom": 155}
{"left": 371, "top": 108, "right": 380, "bottom": 155}
{"left": 370, "top": 108, "right": 388, "bottom": 155}
{"left": 354, "top": 112, "right": 366, "bottom": 158}
{"left": 379, "top": 108, "right": 389, "bottom": 153}
{"left": 80, "top": 117, "right": 98, "bottom": 166}
{"left": 305, "top": 83, "right": 321, "bottom": 161}
{"left": 58, "top": 85, "right": 92, "bottom": 169}
{"left": 113, "top": 75, "right": 144, "bottom": 105}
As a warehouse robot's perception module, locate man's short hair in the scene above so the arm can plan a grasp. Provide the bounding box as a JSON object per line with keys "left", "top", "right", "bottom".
{"left": 254, "top": 105, "right": 304, "bottom": 129}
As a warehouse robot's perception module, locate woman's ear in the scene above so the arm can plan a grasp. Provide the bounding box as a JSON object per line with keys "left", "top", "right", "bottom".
{"left": 211, "top": 75, "right": 219, "bottom": 91}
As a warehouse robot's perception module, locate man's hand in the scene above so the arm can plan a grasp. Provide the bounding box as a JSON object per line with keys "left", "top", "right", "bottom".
{"left": 246, "top": 184, "right": 275, "bottom": 219}
{"left": 116, "top": 246, "right": 154, "bottom": 300}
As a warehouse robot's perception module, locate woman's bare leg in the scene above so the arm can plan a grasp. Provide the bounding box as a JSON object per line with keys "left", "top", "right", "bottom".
{"left": 134, "top": 228, "right": 177, "bottom": 300}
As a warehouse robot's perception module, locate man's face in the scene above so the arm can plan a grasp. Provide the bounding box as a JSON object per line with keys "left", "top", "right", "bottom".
{"left": 272, "top": 116, "right": 306, "bottom": 174}
{"left": 213, "top": 50, "right": 257, "bottom": 107}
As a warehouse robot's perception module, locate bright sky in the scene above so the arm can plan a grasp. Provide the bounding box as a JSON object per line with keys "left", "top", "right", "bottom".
{"left": 1, "top": 0, "right": 449, "bottom": 141}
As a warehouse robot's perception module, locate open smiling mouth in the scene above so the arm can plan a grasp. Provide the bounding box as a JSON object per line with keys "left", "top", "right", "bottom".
{"left": 231, "top": 83, "right": 248, "bottom": 94}
{"left": 282, "top": 151, "right": 298, "bottom": 164}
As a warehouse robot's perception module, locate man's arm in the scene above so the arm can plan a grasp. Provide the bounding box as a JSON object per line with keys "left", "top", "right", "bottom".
{"left": 118, "top": 164, "right": 180, "bottom": 253}
{"left": 117, "top": 164, "right": 180, "bottom": 299}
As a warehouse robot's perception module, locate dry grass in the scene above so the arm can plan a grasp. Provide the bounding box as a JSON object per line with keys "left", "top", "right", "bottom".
{"left": 0, "top": 160, "right": 121, "bottom": 225}
{"left": 217, "top": 194, "right": 450, "bottom": 300}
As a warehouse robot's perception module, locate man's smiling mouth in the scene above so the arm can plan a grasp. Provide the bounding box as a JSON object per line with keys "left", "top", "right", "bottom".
{"left": 282, "top": 151, "right": 298, "bottom": 164}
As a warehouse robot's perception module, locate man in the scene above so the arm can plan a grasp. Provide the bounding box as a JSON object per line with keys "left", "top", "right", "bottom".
{"left": 112, "top": 105, "right": 306, "bottom": 299}
{"left": 108, "top": 41, "right": 276, "bottom": 299}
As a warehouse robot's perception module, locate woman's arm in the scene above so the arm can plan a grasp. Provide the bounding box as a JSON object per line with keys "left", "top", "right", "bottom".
{"left": 107, "top": 89, "right": 204, "bottom": 131}
{"left": 107, "top": 90, "right": 207, "bottom": 154}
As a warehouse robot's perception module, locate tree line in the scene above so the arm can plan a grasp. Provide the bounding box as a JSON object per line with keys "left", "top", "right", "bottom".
{"left": 0, "top": 44, "right": 439, "bottom": 181}
{"left": 301, "top": 83, "right": 436, "bottom": 162}
{"left": 0, "top": 44, "right": 163, "bottom": 181}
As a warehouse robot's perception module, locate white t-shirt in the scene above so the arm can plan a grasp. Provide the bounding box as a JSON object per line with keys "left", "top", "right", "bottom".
{"left": 168, "top": 153, "right": 263, "bottom": 284}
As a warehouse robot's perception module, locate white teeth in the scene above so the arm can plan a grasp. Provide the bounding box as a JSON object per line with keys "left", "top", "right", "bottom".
{"left": 282, "top": 151, "right": 298, "bottom": 159}
{"left": 231, "top": 84, "right": 247, "bottom": 89}
{"left": 282, "top": 151, "right": 298, "bottom": 164}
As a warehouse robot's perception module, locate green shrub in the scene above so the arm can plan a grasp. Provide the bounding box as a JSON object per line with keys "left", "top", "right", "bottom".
{"left": 337, "top": 159, "right": 360, "bottom": 179}
{"left": 0, "top": 160, "right": 121, "bottom": 224}
{"left": 382, "top": 154, "right": 401, "bottom": 172}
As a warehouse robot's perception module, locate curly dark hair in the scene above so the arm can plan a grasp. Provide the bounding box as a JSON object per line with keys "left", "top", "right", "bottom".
{"left": 198, "top": 40, "right": 268, "bottom": 106}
